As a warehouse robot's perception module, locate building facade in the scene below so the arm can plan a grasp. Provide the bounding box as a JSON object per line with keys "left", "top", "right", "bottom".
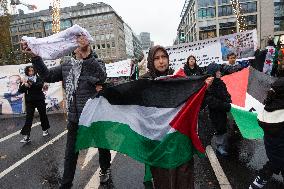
{"left": 274, "top": 0, "right": 284, "bottom": 36}
{"left": 139, "top": 32, "right": 153, "bottom": 50}
{"left": 177, "top": 0, "right": 284, "bottom": 48}
{"left": 132, "top": 34, "right": 143, "bottom": 62}
{"left": 9, "top": 2, "right": 142, "bottom": 63}
{"left": 123, "top": 23, "right": 134, "bottom": 58}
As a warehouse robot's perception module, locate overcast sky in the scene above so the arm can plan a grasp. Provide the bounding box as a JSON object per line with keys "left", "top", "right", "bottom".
{"left": 18, "top": 0, "right": 185, "bottom": 46}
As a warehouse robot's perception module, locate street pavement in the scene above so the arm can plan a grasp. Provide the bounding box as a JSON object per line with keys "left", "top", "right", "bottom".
{"left": 0, "top": 113, "right": 283, "bottom": 189}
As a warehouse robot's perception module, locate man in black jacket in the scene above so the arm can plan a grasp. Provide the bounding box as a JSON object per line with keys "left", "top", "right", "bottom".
{"left": 221, "top": 52, "right": 245, "bottom": 76}
{"left": 21, "top": 35, "right": 111, "bottom": 188}
{"left": 19, "top": 66, "right": 50, "bottom": 143}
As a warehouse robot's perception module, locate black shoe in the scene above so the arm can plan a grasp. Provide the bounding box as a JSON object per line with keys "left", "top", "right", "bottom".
{"left": 99, "top": 168, "right": 111, "bottom": 184}
{"left": 249, "top": 176, "right": 267, "bottom": 189}
{"left": 59, "top": 183, "right": 73, "bottom": 189}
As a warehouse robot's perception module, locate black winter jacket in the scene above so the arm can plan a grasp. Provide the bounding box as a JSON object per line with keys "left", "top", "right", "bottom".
{"left": 18, "top": 76, "right": 45, "bottom": 102}
{"left": 264, "top": 77, "right": 284, "bottom": 112}
{"left": 205, "top": 78, "right": 232, "bottom": 134}
{"left": 205, "top": 78, "right": 232, "bottom": 112}
{"left": 221, "top": 63, "right": 244, "bottom": 76}
{"left": 32, "top": 56, "right": 107, "bottom": 123}
{"left": 183, "top": 64, "right": 204, "bottom": 76}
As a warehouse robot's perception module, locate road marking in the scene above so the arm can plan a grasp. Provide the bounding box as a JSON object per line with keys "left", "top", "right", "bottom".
{"left": 0, "top": 130, "right": 67, "bottom": 179}
{"left": 84, "top": 150, "right": 117, "bottom": 189}
{"left": 82, "top": 148, "right": 98, "bottom": 170}
{"left": 0, "top": 122, "right": 41, "bottom": 143}
{"left": 206, "top": 145, "right": 232, "bottom": 189}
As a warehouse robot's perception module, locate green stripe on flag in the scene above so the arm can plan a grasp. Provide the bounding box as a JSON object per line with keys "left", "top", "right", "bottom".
{"left": 76, "top": 121, "right": 203, "bottom": 169}
{"left": 230, "top": 107, "right": 264, "bottom": 139}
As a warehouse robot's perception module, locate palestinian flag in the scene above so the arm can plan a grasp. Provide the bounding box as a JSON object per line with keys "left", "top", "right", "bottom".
{"left": 76, "top": 77, "right": 207, "bottom": 169}
{"left": 222, "top": 67, "right": 277, "bottom": 139}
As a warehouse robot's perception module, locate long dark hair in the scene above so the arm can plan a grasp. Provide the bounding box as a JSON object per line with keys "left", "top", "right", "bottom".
{"left": 186, "top": 55, "right": 197, "bottom": 68}
{"left": 24, "top": 65, "right": 37, "bottom": 76}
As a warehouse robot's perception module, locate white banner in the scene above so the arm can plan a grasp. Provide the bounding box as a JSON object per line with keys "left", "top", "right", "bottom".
{"left": 0, "top": 60, "right": 63, "bottom": 114}
{"left": 105, "top": 59, "right": 132, "bottom": 78}
{"left": 144, "top": 30, "right": 257, "bottom": 70}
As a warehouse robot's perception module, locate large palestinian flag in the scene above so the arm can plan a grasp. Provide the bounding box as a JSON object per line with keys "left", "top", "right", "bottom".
{"left": 222, "top": 67, "right": 277, "bottom": 139}
{"left": 76, "top": 77, "right": 207, "bottom": 169}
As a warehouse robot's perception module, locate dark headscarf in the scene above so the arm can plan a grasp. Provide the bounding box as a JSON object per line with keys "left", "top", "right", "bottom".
{"left": 145, "top": 45, "right": 173, "bottom": 79}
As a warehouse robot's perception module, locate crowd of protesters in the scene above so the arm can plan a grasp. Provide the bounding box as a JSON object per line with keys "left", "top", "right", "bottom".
{"left": 17, "top": 28, "right": 284, "bottom": 189}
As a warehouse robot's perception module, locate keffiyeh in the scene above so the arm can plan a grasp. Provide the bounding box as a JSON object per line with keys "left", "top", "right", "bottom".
{"left": 65, "top": 58, "right": 83, "bottom": 109}
{"left": 22, "top": 25, "right": 94, "bottom": 60}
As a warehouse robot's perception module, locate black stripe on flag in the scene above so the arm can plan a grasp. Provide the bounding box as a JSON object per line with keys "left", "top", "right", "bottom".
{"left": 100, "top": 76, "right": 206, "bottom": 108}
{"left": 247, "top": 67, "right": 277, "bottom": 104}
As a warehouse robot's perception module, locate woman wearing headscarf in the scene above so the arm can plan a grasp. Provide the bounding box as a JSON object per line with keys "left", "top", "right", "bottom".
{"left": 141, "top": 45, "right": 213, "bottom": 189}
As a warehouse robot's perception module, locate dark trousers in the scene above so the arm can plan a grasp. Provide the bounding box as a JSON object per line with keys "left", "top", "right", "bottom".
{"left": 260, "top": 129, "right": 284, "bottom": 180}
{"left": 151, "top": 159, "right": 194, "bottom": 189}
{"left": 60, "top": 122, "right": 111, "bottom": 188}
{"left": 20, "top": 100, "right": 50, "bottom": 136}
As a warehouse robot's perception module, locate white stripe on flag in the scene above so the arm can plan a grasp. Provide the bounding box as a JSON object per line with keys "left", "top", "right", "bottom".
{"left": 79, "top": 97, "right": 181, "bottom": 141}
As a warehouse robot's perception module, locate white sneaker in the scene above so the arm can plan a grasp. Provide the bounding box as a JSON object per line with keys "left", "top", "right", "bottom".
{"left": 43, "top": 130, "right": 49, "bottom": 137}
{"left": 20, "top": 135, "right": 31, "bottom": 143}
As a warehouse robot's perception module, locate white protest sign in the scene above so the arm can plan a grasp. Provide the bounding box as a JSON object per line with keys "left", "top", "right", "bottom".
{"left": 105, "top": 59, "right": 132, "bottom": 77}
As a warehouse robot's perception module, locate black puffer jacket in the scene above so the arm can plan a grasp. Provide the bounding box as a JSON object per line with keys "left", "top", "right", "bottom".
{"left": 32, "top": 56, "right": 107, "bottom": 123}
{"left": 205, "top": 78, "right": 232, "bottom": 134}
{"left": 205, "top": 78, "right": 231, "bottom": 111}
{"left": 18, "top": 76, "right": 45, "bottom": 102}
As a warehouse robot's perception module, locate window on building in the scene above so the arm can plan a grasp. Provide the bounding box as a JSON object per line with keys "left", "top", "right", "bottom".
{"left": 112, "top": 41, "right": 115, "bottom": 47}
{"left": 106, "top": 34, "right": 110, "bottom": 40}
{"left": 244, "top": 15, "right": 257, "bottom": 30}
{"left": 101, "top": 34, "right": 105, "bottom": 40}
{"left": 96, "top": 35, "right": 100, "bottom": 40}
{"left": 97, "top": 44, "right": 101, "bottom": 49}
{"left": 98, "top": 15, "right": 103, "bottom": 21}
{"left": 35, "top": 32, "right": 42, "bottom": 38}
{"left": 12, "top": 35, "right": 19, "bottom": 42}
{"left": 107, "top": 43, "right": 111, "bottom": 48}
{"left": 198, "top": 7, "right": 216, "bottom": 19}
{"left": 102, "top": 44, "right": 106, "bottom": 49}
{"left": 240, "top": 2, "right": 257, "bottom": 14}
{"left": 218, "top": 0, "right": 230, "bottom": 5}
{"left": 218, "top": 5, "right": 233, "bottom": 16}
{"left": 199, "top": 25, "right": 216, "bottom": 40}
{"left": 198, "top": 0, "right": 215, "bottom": 7}
{"left": 219, "top": 22, "right": 237, "bottom": 36}
{"left": 10, "top": 27, "right": 18, "bottom": 33}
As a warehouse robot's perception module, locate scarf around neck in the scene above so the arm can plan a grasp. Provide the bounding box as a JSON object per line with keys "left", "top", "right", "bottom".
{"left": 65, "top": 58, "right": 83, "bottom": 110}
